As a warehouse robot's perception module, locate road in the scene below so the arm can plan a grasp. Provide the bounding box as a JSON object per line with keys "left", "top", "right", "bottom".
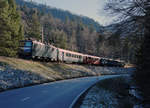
{"left": 0, "top": 75, "right": 122, "bottom": 108}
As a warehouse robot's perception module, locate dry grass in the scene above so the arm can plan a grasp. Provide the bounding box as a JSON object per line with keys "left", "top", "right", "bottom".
{"left": 0, "top": 56, "right": 132, "bottom": 92}
{"left": 0, "top": 56, "right": 98, "bottom": 91}
{"left": 0, "top": 56, "right": 61, "bottom": 79}
{"left": 0, "top": 56, "right": 99, "bottom": 81}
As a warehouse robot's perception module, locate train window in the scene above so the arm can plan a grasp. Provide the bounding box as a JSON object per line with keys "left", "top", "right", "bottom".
{"left": 72, "top": 54, "right": 74, "bottom": 57}
{"left": 69, "top": 53, "right": 71, "bottom": 57}
{"left": 75, "top": 55, "right": 77, "bottom": 58}
{"left": 74, "top": 55, "right": 76, "bottom": 58}
{"left": 73, "top": 54, "right": 75, "bottom": 58}
{"left": 25, "top": 42, "right": 32, "bottom": 47}
{"left": 66, "top": 53, "right": 68, "bottom": 56}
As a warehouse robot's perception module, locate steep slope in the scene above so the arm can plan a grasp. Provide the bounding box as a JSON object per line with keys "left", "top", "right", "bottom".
{"left": 15, "top": 0, "right": 104, "bottom": 32}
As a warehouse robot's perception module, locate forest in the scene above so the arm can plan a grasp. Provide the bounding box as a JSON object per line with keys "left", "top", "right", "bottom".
{"left": 0, "top": 0, "right": 150, "bottom": 106}
{"left": 0, "top": 0, "right": 142, "bottom": 63}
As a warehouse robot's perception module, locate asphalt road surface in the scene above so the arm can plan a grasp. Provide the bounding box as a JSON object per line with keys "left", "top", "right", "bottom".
{"left": 0, "top": 75, "right": 121, "bottom": 108}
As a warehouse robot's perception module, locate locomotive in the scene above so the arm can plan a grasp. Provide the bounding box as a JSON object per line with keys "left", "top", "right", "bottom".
{"left": 18, "top": 40, "right": 125, "bottom": 67}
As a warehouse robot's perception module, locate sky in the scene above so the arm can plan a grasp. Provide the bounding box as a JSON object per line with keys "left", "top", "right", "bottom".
{"left": 28, "top": 0, "right": 114, "bottom": 26}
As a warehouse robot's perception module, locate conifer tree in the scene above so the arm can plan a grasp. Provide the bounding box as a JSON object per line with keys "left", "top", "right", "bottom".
{"left": 0, "top": 0, "right": 24, "bottom": 57}
{"left": 28, "top": 9, "right": 41, "bottom": 40}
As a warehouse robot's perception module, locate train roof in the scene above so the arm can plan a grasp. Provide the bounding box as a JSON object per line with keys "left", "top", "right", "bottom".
{"left": 32, "top": 40, "right": 57, "bottom": 49}
{"left": 85, "top": 54, "right": 100, "bottom": 59}
{"left": 58, "top": 48, "right": 85, "bottom": 56}
{"left": 32, "top": 40, "right": 45, "bottom": 45}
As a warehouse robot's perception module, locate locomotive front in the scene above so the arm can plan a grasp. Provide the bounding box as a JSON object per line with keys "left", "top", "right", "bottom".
{"left": 18, "top": 40, "right": 33, "bottom": 58}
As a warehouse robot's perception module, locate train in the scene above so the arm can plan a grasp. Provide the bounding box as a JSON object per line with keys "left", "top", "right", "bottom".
{"left": 18, "top": 39, "right": 125, "bottom": 67}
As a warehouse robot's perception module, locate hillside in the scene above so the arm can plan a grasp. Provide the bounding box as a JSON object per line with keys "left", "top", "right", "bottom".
{"left": 15, "top": 0, "right": 104, "bottom": 32}
{"left": 0, "top": 56, "right": 132, "bottom": 92}
{"left": 14, "top": 0, "right": 141, "bottom": 63}
{"left": 13, "top": 0, "right": 105, "bottom": 56}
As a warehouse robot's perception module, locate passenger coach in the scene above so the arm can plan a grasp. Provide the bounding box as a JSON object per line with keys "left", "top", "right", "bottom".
{"left": 18, "top": 39, "right": 125, "bottom": 67}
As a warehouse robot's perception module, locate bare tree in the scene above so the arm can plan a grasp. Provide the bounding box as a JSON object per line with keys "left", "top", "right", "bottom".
{"left": 105, "top": 0, "right": 148, "bottom": 20}
{"left": 105, "top": 0, "right": 150, "bottom": 34}
{"left": 105, "top": 0, "right": 150, "bottom": 106}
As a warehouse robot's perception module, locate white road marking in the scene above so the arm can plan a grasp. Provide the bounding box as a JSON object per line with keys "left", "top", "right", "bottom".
{"left": 21, "top": 97, "right": 31, "bottom": 102}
